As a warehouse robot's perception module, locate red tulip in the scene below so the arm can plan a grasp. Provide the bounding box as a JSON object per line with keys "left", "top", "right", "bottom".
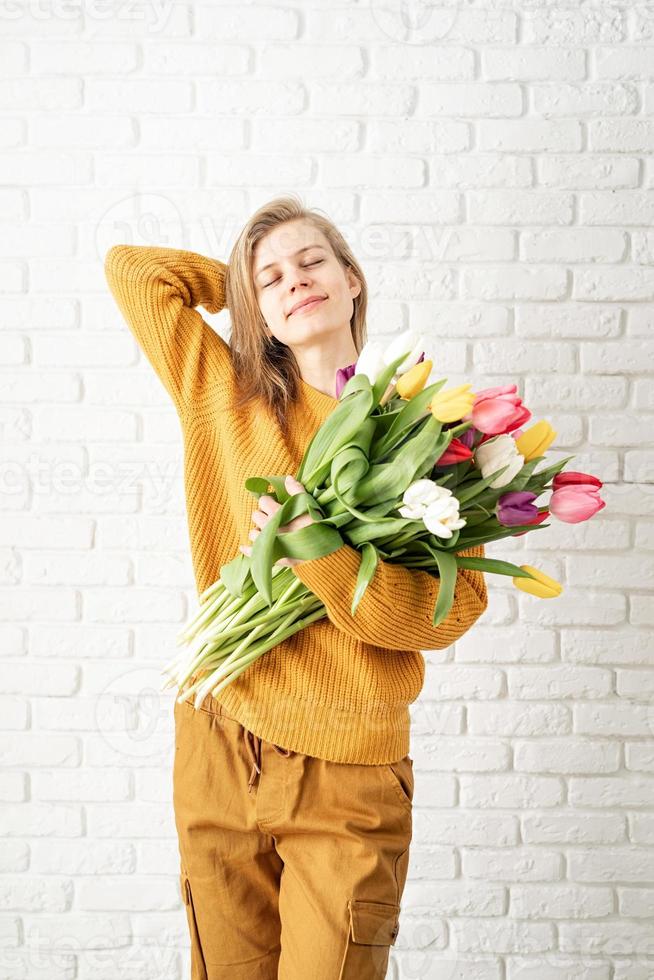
{"left": 435, "top": 437, "right": 473, "bottom": 466}
{"left": 552, "top": 470, "right": 603, "bottom": 491}
{"left": 513, "top": 509, "right": 550, "bottom": 536}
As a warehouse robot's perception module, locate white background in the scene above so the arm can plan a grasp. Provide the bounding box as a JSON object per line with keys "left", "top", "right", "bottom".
{"left": 1, "top": 0, "right": 653, "bottom": 977}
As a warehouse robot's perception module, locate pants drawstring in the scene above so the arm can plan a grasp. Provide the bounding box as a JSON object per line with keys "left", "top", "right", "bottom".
{"left": 243, "top": 727, "right": 292, "bottom": 794}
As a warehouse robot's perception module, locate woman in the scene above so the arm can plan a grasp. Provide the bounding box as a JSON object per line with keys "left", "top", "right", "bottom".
{"left": 104, "top": 194, "right": 488, "bottom": 980}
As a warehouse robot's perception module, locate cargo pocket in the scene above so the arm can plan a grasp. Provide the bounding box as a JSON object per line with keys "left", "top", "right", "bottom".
{"left": 338, "top": 899, "right": 401, "bottom": 979}
{"left": 180, "top": 872, "right": 208, "bottom": 980}
{"left": 382, "top": 755, "right": 414, "bottom": 813}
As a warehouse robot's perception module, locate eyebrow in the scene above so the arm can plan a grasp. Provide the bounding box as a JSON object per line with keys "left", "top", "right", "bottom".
{"left": 255, "top": 244, "right": 326, "bottom": 279}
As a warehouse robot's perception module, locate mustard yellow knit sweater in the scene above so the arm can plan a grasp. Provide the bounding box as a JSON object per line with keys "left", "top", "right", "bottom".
{"left": 104, "top": 244, "right": 488, "bottom": 765}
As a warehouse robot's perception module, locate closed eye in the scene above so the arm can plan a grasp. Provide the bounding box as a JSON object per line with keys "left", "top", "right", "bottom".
{"left": 263, "top": 259, "right": 323, "bottom": 288}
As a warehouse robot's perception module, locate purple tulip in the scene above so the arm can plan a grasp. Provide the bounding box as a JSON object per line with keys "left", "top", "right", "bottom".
{"left": 454, "top": 426, "right": 476, "bottom": 447}
{"left": 496, "top": 490, "right": 540, "bottom": 527}
{"left": 334, "top": 362, "right": 357, "bottom": 398}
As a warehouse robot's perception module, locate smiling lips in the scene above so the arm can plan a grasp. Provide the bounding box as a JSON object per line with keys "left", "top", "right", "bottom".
{"left": 289, "top": 296, "right": 326, "bottom": 316}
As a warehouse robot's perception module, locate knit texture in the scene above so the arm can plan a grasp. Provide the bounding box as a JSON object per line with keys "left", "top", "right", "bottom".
{"left": 104, "top": 244, "right": 488, "bottom": 765}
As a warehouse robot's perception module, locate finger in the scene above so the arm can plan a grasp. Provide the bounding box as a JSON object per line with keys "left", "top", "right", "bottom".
{"left": 259, "top": 494, "right": 279, "bottom": 513}
{"left": 285, "top": 475, "right": 305, "bottom": 494}
{"left": 280, "top": 515, "right": 311, "bottom": 533}
{"left": 295, "top": 514, "right": 314, "bottom": 529}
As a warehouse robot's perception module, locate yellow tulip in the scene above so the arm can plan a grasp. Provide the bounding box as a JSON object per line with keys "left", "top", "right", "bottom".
{"left": 429, "top": 383, "right": 475, "bottom": 424}
{"left": 514, "top": 420, "right": 557, "bottom": 462}
{"left": 513, "top": 564, "right": 563, "bottom": 598}
{"left": 396, "top": 358, "right": 433, "bottom": 399}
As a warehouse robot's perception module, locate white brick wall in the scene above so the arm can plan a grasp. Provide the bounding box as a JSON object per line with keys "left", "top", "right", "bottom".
{"left": 1, "top": 0, "right": 653, "bottom": 977}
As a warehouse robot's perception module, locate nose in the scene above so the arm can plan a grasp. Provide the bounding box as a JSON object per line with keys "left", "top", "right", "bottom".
{"left": 289, "top": 267, "right": 312, "bottom": 291}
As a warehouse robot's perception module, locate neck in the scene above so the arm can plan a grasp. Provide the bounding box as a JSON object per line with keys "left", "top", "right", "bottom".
{"left": 294, "top": 338, "right": 360, "bottom": 399}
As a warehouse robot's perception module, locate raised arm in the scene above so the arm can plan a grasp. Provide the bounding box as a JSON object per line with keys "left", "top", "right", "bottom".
{"left": 104, "top": 244, "right": 231, "bottom": 417}
{"left": 291, "top": 543, "right": 488, "bottom": 651}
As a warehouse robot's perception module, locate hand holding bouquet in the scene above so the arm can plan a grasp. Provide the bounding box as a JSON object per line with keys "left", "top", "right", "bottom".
{"left": 239, "top": 475, "right": 317, "bottom": 567}
{"left": 161, "top": 329, "right": 605, "bottom": 710}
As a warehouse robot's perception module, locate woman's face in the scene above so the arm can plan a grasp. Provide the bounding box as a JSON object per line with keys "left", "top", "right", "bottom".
{"left": 252, "top": 218, "right": 360, "bottom": 350}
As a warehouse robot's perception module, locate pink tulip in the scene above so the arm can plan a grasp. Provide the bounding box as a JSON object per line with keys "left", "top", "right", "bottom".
{"left": 549, "top": 486, "right": 605, "bottom": 523}
{"left": 464, "top": 384, "right": 532, "bottom": 436}
{"left": 549, "top": 470, "right": 605, "bottom": 524}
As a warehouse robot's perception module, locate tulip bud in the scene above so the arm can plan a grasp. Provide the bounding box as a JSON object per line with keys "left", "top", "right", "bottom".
{"left": 396, "top": 358, "right": 433, "bottom": 399}
{"left": 512, "top": 564, "right": 562, "bottom": 598}
{"left": 383, "top": 329, "right": 425, "bottom": 375}
{"left": 475, "top": 434, "right": 525, "bottom": 489}
{"left": 429, "top": 384, "right": 475, "bottom": 424}
{"left": 354, "top": 340, "right": 386, "bottom": 384}
{"left": 514, "top": 420, "right": 557, "bottom": 462}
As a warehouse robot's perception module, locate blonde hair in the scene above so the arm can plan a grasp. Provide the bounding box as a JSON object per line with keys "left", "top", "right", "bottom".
{"left": 224, "top": 194, "right": 368, "bottom": 430}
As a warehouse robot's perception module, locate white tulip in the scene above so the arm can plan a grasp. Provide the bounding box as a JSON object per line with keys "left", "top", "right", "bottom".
{"left": 383, "top": 328, "right": 426, "bottom": 376}
{"left": 475, "top": 434, "right": 524, "bottom": 489}
{"left": 423, "top": 496, "right": 467, "bottom": 539}
{"left": 354, "top": 340, "right": 387, "bottom": 384}
{"left": 399, "top": 479, "right": 448, "bottom": 517}
{"left": 398, "top": 503, "right": 423, "bottom": 519}
{"left": 399, "top": 479, "right": 466, "bottom": 539}
{"left": 354, "top": 329, "right": 428, "bottom": 388}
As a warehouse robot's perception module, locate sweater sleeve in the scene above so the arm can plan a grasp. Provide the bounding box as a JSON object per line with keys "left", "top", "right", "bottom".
{"left": 291, "top": 542, "right": 488, "bottom": 652}
{"left": 104, "top": 244, "right": 231, "bottom": 416}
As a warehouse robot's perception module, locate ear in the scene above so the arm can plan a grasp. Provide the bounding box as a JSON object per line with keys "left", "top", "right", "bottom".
{"left": 346, "top": 268, "right": 362, "bottom": 300}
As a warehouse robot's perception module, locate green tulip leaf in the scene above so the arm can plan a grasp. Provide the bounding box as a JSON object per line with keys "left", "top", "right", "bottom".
{"left": 425, "top": 546, "right": 458, "bottom": 627}
{"left": 351, "top": 541, "right": 379, "bottom": 616}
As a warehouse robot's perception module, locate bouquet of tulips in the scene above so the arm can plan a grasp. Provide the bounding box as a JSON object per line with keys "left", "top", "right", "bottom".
{"left": 161, "top": 329, "right": 605, "bottom": 710}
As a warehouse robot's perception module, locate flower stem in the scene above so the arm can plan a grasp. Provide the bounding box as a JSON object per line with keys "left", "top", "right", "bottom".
{"left": 175, "top": 594, "right": 326, "bottom": 709}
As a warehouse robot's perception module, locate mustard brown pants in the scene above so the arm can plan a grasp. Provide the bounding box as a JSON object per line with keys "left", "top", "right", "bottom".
{"left": 172, "top": 695, "right": 414, "bottom": 979}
